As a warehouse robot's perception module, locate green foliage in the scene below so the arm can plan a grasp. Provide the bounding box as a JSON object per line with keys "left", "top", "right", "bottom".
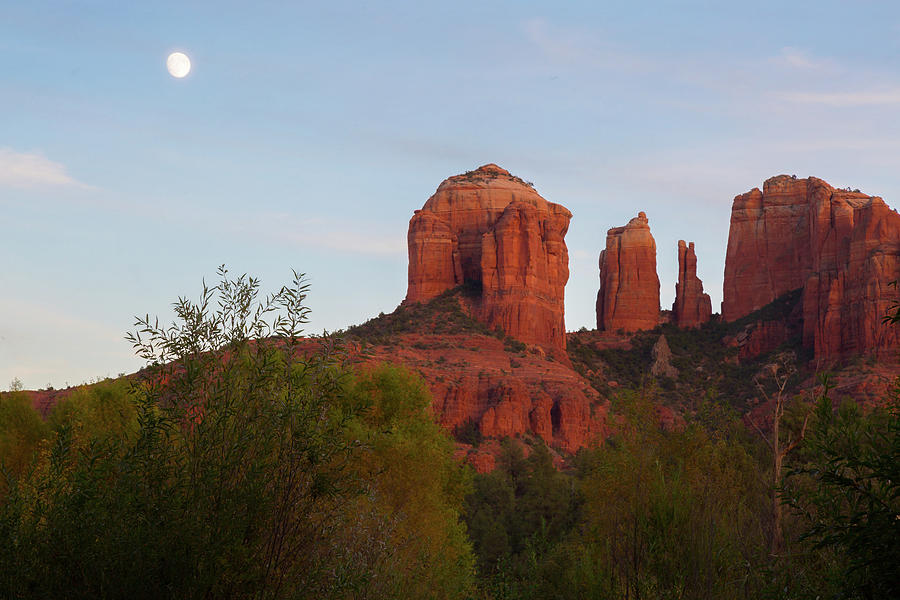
{"left": 47, "top": 378, "right": 136, "bottom": 443}
{"left": 503, "top": 337, "right": 527, "bottom": 354}
{"left": 784, "top": 393, "right": 900, "bottom": 599}
{"left": 568, "top": 290, "right": 807, "bottom": 415}
{"left": 465, "top": 441, "right": 579, "bottom": 597}
{"left": 0, "top": 267, "right": 474, "bottom": 600}
{"left": 566, "top": 392, "right": 768, "bottom": 600}
{"left": 342, "top": 365, "right": 475, "bottom": 599}
{"left": 462, "top": 392, "right": 773, "bottom": 599}
{"left": 0, "top": 391, "right": 48, "bottom": 497}
{"left": 455, "top": 418, "right": 484, "bottom": 447}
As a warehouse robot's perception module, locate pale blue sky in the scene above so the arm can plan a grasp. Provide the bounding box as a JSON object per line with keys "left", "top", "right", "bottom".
{"left": 3, "top": 1, "right": 900, "bottom": 388}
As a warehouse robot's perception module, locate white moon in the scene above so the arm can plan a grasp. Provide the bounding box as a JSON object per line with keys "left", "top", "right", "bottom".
{"left": 166, "top": 52, "right": 191, "bottom": 78}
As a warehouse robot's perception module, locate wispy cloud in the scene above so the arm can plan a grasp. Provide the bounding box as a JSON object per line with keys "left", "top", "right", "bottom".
{"left": 775, "top": 47, "right": 827, "bottom": 70}
{"left": 0, "top": 148, "right": 93, "bottom": 190}
{"left": 219, "top": 211, "right": 406, "bottom": 257}
{"left": 274, "top": 228, "right": 406, "bottom": 256}
{"left": 521, "top": 17, "right": 584, "bottom": 62}
{"left": 0, "top": 297, "right": 135, "bottom": 389}
{"left": 777, "top": 88, "right": 900, "bottom": 106}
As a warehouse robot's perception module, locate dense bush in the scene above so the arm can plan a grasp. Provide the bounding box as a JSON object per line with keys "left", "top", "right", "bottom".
{"left": 567, "top": 392, "right": 769, "bottom": 600}
{"left": 784, "top": 394, "right": 900, "bottom": 598}
{"left": 0, "top": 268, "right": 474, "bottom": 600}
{"left": 461, "top": 392, "right": 774, "bottom": 600}
{"left": 0, "top": 391, "right": 48, "bottom": 497}
{"left": 465, "top": 441, "right": 579, "bottom": 598}
{"left": 568, "top": 290, "right": 809, "bottom": 414}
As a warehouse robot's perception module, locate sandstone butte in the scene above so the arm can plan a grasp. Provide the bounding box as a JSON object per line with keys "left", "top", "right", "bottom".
{"left": 722, "top": 175, "right": 900, "bottom": 361}
{"left": 405, "top": 163, "right": 571, "bottom": 350}
{"left": 596, "top": 212, "right": 660, "bottom": 333}
{"left": 672, "top": 240, "right": 712, "bottom": 328}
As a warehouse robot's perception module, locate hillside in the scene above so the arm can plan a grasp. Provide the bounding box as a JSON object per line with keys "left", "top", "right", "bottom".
{"left": 341, "top": 288, "right": 607, "bottom": 471}
{"left": 336, "top": 283, "right": 900, "bottom": 472}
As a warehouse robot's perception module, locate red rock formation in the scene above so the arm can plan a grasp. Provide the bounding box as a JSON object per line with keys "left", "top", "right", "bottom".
{"left": 738, "top": 321, "right": 791, "bottom": 361}
{"left": 723, "top": 175, "right": 900, "bottom": 361}
{"left": 596, "top": 212, "right": 660, "bottom": 332}
{"left": 406, "top": 212, "right": 461, "bottom": 303}
{"left": 672, "top": 240, "right": 712, "bottom": 328}
{"left": 803, "top": 183, "right": 900, "bottom": 360}
{"left": 722, "top": 177, "right": 813, "bottom": 321}
{"left": 405, "top": 164, "right": 571, "bottom": 349}
{"left": 348, "top": 330, "right": 608, "bottom": 456}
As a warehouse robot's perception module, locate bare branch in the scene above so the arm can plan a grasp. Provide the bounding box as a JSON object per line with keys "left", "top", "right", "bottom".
{"left": 747, "top": 416, "right": 775, "bottom": 451}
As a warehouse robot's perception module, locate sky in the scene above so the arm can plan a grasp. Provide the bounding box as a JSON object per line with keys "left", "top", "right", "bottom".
{"left": 3, "top": 0, "right": 900, "bottom": 389}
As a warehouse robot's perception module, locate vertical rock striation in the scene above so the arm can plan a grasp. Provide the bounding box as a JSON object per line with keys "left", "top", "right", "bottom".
{"left": 405, "top": 164, "right": 571, "bottom": 349}
{"left": 803, "top": 182, "right": 900, "bottom": 359}
{"left": 672, "top": 240, "right": 712, "bottom": 328}
{"left": 722, "top": 175, "right": 900, "bottom": 361}
{"left": 722, "top": 176, "right": 813, "bottom": 321}
{"left": 596, "top": 212, "right": 660, "bottom": 332}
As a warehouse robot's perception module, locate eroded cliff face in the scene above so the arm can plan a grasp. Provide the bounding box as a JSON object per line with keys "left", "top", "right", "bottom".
{"left": 596, "top": 212, "right": 660, "bottom": 333}
{"left": 406, "top": 164, "right": 571, "bottom": 349}
{"left": 672, "top": 240, "right": 712, "bottom": 328}
{"left": 723, "top": 175, "right": 900, "bottom": 361}
{"left": 406, "top": 212, "right": 462, "bottom": 302}
{"left": 722, "top": 177, "right": 814, "bottom": 321}
{"left": 341, "top": 328, "right": 608, "bottom": 466}
{"left": 802, "top": 182, "right": 900, "bottom": 359}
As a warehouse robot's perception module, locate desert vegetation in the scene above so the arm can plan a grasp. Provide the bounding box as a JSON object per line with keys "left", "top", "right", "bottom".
{"left": 0, "top": 271, "right": 897, "bottom": 599}
{"left": 0, "top": 269, "right": 473, "bottom": 599}
{"left": 462, "top": 385, "right": 898, "bottom": 599}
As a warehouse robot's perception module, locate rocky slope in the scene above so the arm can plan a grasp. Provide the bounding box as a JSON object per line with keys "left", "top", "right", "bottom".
{"left": 723, "top": 175, "right": 900, "bottom": 362}
{"left": 345, "top": 292, "right": 608, "bottom": 471}
{"left": 596, "top": 212, "right": 660, "bottom": 333}
{"left": 406, "top": 164, "right": 571, "bottom": 350}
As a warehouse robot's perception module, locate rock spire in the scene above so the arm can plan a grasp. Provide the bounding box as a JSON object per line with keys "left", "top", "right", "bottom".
{"left": 596, "top": 212, "right": 660, "bottom": 333}
{"left": 672, "top": 240, "right": 712, "bottom": 328}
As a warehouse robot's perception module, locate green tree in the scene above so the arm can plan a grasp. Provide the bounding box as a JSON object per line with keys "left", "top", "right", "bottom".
{"left": 47, "top": 378, "right": 136, "bottom": 443}
{"left": 784, "top": 391, "right": 900, "bottom": 599}
{"left": 0, "top": 267, "right": 474, "bottom": 599}
{"left": 341, "top": 365, "right": 475, "bottom": 599}
{"left": 0, "top": 390, "right": 48, "bottom": 497}
{"left": 464, "top": 440, "right": 579, "bottom": 598}
{"left": 569, "top": 391, "right": 767, "bottom": 600}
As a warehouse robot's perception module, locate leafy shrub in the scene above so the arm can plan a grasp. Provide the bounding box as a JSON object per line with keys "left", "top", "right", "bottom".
{"left": 0, "top": 391, "right": 47, "bottom": 497}
{"left": 784, "top": 394, "right": 900, "bottom": 598}
{"left": 455, "top": 419, "right": 483, "bottom": 447}
{"left": 0, "top": 267, "right": 474, "bottom": 600}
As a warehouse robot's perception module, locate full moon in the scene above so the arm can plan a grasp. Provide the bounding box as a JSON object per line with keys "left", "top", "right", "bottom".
{"left": 166, "top": 52, "right": 191, "bottom": 78}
